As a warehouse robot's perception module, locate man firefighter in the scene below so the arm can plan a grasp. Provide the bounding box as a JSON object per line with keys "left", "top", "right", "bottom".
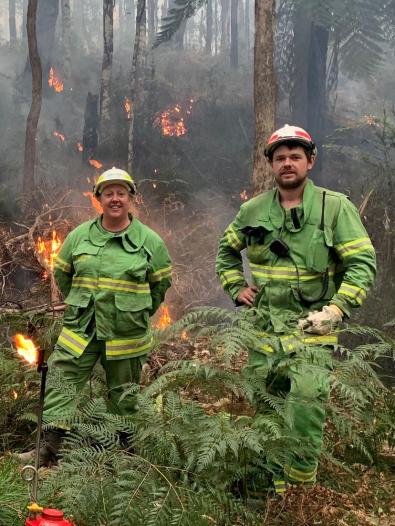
{"left": 216, "top": 125, "right": 376, "bottom": 494}
{"left": 19, "top": 168, "right": 172, "bottom": 466}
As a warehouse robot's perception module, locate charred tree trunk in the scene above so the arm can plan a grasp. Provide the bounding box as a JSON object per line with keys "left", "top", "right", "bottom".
{"left": 23, "top": 0, "right": 42, "bottom": 198}
{"left": 100, "top": 0, "right": 114, "bottom": 147}
{"left": 127, "top": 0, "right": 146, "bottom": 174}
{"left": 9, "top": 0, "right": 17, "bottom": 44}
{"left": 220, "top": 0, "right": 230, "bottom": 53}
{"left": 82, "top": 92, "right": 99, "bottom": 162}
{"left": 37, "top": 0, "right": 59, "bottom": 86}
{"left": 252, "top": 0, "right": 276, "bottom": 194}
{"left": 230, "top": 0, "right": 238, "bottom": 67}
{"left": 61, "top": 0, "right": 72, "bottom": 82}
{"left": 206, "top": 0, "right": 213, "bottom": 54}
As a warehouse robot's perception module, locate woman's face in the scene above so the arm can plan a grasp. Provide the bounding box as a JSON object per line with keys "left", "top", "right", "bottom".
{"left": 97, "top": 183, "right": 132, "bottom": 223}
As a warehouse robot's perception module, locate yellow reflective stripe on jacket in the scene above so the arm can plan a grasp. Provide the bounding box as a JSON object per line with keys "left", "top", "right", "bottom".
{"left": 337, "top": 282, "right": 366, "bottom": 305}
{"left": 57, "top": 327, "right": 89, "bottom": 356}
{"left": 219, "top": 269, "right": 245, "bottom": 286}
{"left": 149, "top": 266, "right": 172, "bottom": 282}
{"left": 258, "top": 332, "right": 338, "bottom": 353}
{"left": 225, "top": 223, "right": 244, "bottom": 251}
{"left": 106, "top": 334, "right": 153, "bottom": 357}
{"left": 284, "top": 464, "right": 317, "bottom": 483}
{"left": 273, "top": 480, "right": 287, "bottom": 494}
{"left": 250, "top": 264, "right": 334, "bottom": 282}
{"left": 71, "top": 276, "right": 150, "bottom": 294}
{"left": 334, "top": 237, "right": 373, "bottom": 259}
{"left": 54, "top": 255, "right": 71, "bottom": 274}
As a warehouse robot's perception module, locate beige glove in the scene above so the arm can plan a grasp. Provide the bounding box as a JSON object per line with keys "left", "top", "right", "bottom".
{"left": 297, "top": 305, "right": 343, "bottom": 335}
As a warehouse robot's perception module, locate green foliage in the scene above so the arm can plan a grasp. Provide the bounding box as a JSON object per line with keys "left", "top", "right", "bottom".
{"left": 154, "top": 0, "right": 207, "bottom": 48}
{"left": 0, "top": 459, "right": 29, "bottom": 526}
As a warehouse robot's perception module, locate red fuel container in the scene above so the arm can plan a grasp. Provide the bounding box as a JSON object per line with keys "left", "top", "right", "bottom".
{"left": 26, "top": 508, "right": 74, "bottom": 526}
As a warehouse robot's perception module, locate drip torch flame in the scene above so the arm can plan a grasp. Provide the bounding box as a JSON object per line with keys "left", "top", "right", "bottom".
{"left": 53, "top": 131, "right": 65, "bottom": 142}
{"left": 76, "top": 142, "right": 83, "bottom": 152}
{"left": 240, "top": 190, "right": 248, "bottom": 201}
{"left": 48, "top": 66, "right": 64, "bottom": 93}
{"left": 89, "top": 159, "right": 103, "bottom": 169}
{"left": 36, "top": 230, "right": 62, "bottom": 271}
{"left": 154, "top": 305, "right": 172, "bottom": 329}
{"left": 13, "top": 334, "right": 38, "bottom": 365}
{"left": 124, "top": 97, "right": 133, "bottom": 119}
{"left": 83, "top": 191, "right": 103, "bottom": 214}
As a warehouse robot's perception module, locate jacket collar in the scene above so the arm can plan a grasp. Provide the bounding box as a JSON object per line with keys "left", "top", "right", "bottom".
{"left": 269, "top": 179, "right": 315, "bottom": 230}
{"left": 89, "top": 215, "right": 147, "bottom": 251}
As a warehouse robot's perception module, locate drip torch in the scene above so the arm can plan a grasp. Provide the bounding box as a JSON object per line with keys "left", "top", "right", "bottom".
{"left": 13, "top": 335, "right": 74, "bottom": 526}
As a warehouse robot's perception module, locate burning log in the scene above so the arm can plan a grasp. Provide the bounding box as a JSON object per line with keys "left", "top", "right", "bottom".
{"left": 48, "top": 66, "right": 64, "bottom": 93}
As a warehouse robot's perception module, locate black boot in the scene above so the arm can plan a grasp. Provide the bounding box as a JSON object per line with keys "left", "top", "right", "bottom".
{"left": 16, "top": 428, "right": 65, "bottom": 467}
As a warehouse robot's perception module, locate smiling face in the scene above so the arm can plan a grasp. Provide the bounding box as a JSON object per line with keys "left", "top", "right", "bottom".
{"left": 97, "top": 183, "right": 132, "bottom": 226}
{"left": 270, "top": 144, "right": 314, "bottom": 190}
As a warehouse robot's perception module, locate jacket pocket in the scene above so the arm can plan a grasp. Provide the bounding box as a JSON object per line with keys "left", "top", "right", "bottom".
{"left": 305, "top": 228, "right": 333, "bottom": 272}
{"left": 64, "top": 288, "right": 92, "bottom": 307}
{"left": 115, "top": 293, "right": 152, "bottom": 335}
{"left": 125, "top": 249, "right": 150, "bottom": 282}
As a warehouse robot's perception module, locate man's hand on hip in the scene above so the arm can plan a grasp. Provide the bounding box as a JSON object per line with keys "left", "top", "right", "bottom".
{"left": 298, "top": 304, "right": 343, "bottom": 335}
{"left": 237, "top": 286, "right": 259, "bottom": 307}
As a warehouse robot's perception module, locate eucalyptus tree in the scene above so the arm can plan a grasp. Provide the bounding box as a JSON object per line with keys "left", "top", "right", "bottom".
{"left": 100, "top": 0, "right": 115, "bottom": 147}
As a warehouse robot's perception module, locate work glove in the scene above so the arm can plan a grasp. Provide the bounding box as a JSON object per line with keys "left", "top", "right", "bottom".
{"left": 297, "top": 305, "right": 343, "bottom": 335}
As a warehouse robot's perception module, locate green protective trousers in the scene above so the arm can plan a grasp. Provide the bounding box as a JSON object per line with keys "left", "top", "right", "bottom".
{"left": 247, "top": 348, "right": 331, "bottom": 493}
{"left": 43, "top": 336, "right": 146, "bottom": 421}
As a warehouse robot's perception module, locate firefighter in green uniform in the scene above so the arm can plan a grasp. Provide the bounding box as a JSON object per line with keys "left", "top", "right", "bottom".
{"left": 19, "top": 168, "right": 172, "bottom": 466}
{"left": 216, "top": 125, "right": 376, "bottom": 494}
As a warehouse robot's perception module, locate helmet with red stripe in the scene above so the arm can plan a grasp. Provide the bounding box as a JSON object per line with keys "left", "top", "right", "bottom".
{"left": 264, "top": 124, "right": 317, "bottom": 160}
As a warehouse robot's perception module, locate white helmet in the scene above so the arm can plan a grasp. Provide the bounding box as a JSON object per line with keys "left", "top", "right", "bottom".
{"left": 93, "top": 167, "right": 136, "bottom": 196}
{"left": 264, "top": 124, "right": 317, "bottom": 160}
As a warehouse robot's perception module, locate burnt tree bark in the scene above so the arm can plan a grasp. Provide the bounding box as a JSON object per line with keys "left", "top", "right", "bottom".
{"left": 230, "top": 0, "right": 238, "bottom": 67}
{"left": 220, "top": 0, "right": 230, "bottom": 53}
{"left": 23, "top": 0, "right": 42, "bottom": 198}
{"left": 36, "top": 0, "right": 59, "bottom": 85}
{"left": 9, "top": 0, "right": 17, "bottom": 44}
{"left": 252, "top": 0, "right": 276, "bottom": 194}
{"left": 127, "top": 0, "right": 146, "bottom": 174}
{"left": 205, "top": 0, "right": 213, "bottom": 54}
{"left": 61, "top": 0, "right": 71, "bottom": 81}
{"left": 82, "top": 92, "right": 99, "bottom": 162}
{"left": 100, "top": 0, "right": 114, "bottom": 146}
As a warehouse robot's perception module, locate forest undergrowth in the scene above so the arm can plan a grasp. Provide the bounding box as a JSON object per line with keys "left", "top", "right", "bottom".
{"left": 0, "top": 307, "right": 394, "bottom": 526}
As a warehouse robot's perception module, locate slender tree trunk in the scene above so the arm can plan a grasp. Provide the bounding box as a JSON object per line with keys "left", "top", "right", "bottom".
{"left": 252, "top": 0, "right": 276, "bottom": 194}
{"left": 230, "top": 0, "right": 238, "bottom": 67}
{"left": 22, "top": 0, "right": 28, "bottom": 39}
{"left": 206, "top": 0, "right": 213, "bottom": 54}
{"left": 100, "top": 0, "right": 114, "bottom": 146}
{"left": 37, "top": 0, "right": 59, "bottom": 85}
{"left": 245, "top": 0, "right": 250, "bottom": 56}
{"left": 214, "top": 0, "right": 218, "bottom": 54}
{"left": 9, "top": 0, "right": 17, "bottom": 44}
{"left": 148, "top": 0, "right": 155, "bottom": 46}
{"left": 61, "top": 0, "right": 72, "bottom": 81}
{"left": 127, "top": 0, "right": 146, "bottom": 174}
{"left": 23, "top": 0, "right": 42, "bottom": 198}
{"left": 220, "top": 0, "right": 230, "bottom": 53}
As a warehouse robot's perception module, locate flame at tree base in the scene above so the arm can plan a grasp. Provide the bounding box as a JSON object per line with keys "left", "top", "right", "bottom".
{"left": 154, "top": 305, "right": 172, "bottom": 329}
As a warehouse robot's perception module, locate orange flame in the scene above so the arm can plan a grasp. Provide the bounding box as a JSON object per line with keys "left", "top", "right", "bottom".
{"left": 83, "top": 191, "right": 103, "bottom": 214}
{"left": 13, "top": 334, "right": 38, "bottom": 364}
{"left": 35, "top": 230, "right": 62, "bottom": 271}
{"left": 12, "top": 389, "right": 18, "bottom": 399}
{"left": 124, "top": 97, "right": 133, "bottom": 119}
{"left": 154, "top": 305, "right": 172, "bottom": 329}
{"left": 154, "top": 99, "right": 194, "bottom": 137}
{"left": 181, "top": 330, "right": 188, "bottom": 340}
{"left": 76, "top": 142, "right": 83, "bottom": 152}
{"left": 48, "top": 66, "right": 64, "bottom": 93}
{"left": 53, "top": 131, "right": 65, "bottom": 142}
{"left": 240, "top": 190, "right": 248, "bottom": 201}
{"left": 89, "top": 159, "right": 103, "bottom": 169}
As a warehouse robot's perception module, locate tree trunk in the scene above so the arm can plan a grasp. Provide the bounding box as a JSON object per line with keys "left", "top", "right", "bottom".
{"left": 9, "top": 0, "right": 17, "bottom": 44}
{"left": 245, "top": 0, "right": 250, "bottom": 56}
{"left": 22, "top": 0, "right": 28, "bottom": 39}
{"left": 37, "top": 0, "right": 59, "bottom": 85}
{"left": 100, "top": 0, "right": 114, "bottom": 146}
{"left": 82, "top": 92, "right": 99, "bottom": 162}
{"left": 23, "top": 0, "right": 42, "bottom": 198}
{"left": 127, "top": 0, "right": 146, "bottom": 175}
{"left": 61, "top": 0, "right": 72, "bottom": 81}
{"left": 214, "top": 0, "right": 218, "bottom": 54}
{"left": 220, "top": 0, "right": 230, "bottom": 53}
{"left": 148, "top": 0, "right": 155, "bottom": 47}
{"left": 230, "top": 0, "right": 238, "bottom": 67}
{"left": 252, "top": 0, "right": 276, "bottom": 194}
{"left": 205, "top": 0, "right": 213, "bottom": 54}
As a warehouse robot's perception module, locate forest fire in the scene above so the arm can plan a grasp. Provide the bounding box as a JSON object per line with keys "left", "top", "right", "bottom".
{"left": 35, "top": 230, "right": 62, "bottom": 271}
{"left": 53, "top": 131, "right": 65, "bottom": 142}
{"left": 13, "top": 334, "right": 39, "bottom": 365}
{"left": 83, "top": 191, "right": 103, "bottom": 213}
{"left": 155, "top": 99, "right": 194, "bottom": 137}
{"left": 240, "top": 190, "right": 248, "bottom": 201}
{"left": 154, "top": 304, "right": 172, "bottom": 329}
{"left": 124, "top": 97, "right": 133, "bottom": 119}
{"left": 48, "top": 66, "right": 64, "bottom": 93}
{"left": 76, "top": 142, "right": 83, "bottom": 152}
{"left": 89, "top": 159, "right": 103, "bottom": 169}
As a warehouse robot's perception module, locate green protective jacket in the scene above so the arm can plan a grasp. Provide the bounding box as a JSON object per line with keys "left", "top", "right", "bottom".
{"left": 216, "top": 180, "right": 376, "bottom": 338}
{"left": 54, "top": 216, "right": 172, "bottom": 360}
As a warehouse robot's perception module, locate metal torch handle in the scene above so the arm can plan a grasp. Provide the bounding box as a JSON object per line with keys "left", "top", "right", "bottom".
{"left": 32, "top": 361, "right": 48, "bottom": 502}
